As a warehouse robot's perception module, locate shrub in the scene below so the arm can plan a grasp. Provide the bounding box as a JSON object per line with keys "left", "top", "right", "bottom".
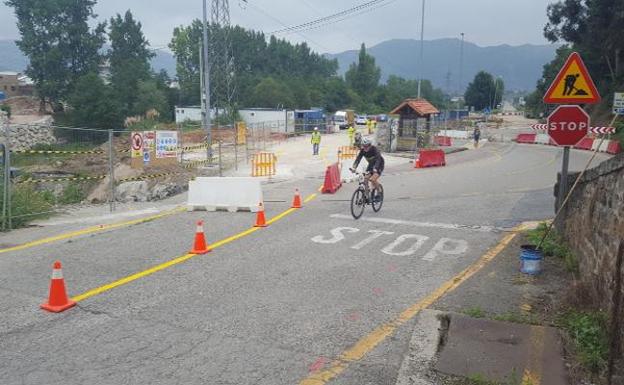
{"left": 2, "top": 185, "right": 54, "bottom": 229}
{"left": 559, "top": 311, "right": 609, "bottom": 373}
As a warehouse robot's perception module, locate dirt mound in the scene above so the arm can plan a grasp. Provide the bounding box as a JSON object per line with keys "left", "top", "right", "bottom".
{"left": 0, "top": 96, "right": 50, "bottom": 115}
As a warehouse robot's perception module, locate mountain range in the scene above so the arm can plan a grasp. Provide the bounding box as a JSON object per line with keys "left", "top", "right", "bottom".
{"left": 1, "top": 38, "right": 557, "bottom": 92}
{"left": 326, "top": 38, "right": 558, "bottom": 92}
{"left": 0, "top": 40, "right": 177, "bottom": 77}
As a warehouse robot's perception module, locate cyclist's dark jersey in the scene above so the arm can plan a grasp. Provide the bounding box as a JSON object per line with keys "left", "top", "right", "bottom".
{"left": 354, "top": 145, "right": 385, "bottom": 174}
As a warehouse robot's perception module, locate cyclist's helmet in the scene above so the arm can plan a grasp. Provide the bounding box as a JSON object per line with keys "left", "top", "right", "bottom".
{"left": 362, "top": 138, "right": 372, "bottom": 146}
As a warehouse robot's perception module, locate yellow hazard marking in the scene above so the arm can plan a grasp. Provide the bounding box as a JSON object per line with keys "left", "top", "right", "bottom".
{"left": 304, "top": 193, "right": 317, "bottom": 203}
{"left": 522, "top": 325, "right": 545, "bottom": 385}
{"left": 0, "top": 207, "right": 186, "bottom": 255}
{"left": 299, "top": 226, "right": 523, "bottom": 385}
{"left": 72, "top": 192, "right": 320, "bottom": 302}
{"left": 544, "top": 52, "right": 600, "bottom": 103}
{"left": 16, "top": 175, "right": 108, "bottom": 185}
{"left": 11, "top": 149, "right": 104, "bottom": 155}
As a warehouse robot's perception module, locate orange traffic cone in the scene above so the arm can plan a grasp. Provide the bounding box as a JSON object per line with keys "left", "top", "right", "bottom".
{"left": 190, "top": 220, "right": 211, "bottom": 254}
{"left": 414, "top": 158, "right": 422, "bottom": 168}
{"left": 254, "top": 202, "right": 268, "bottom": 227}
{"left": 41, "top": 261, "right": 76, "bottom": 313}
{"left": 292, "top": 188, "right": 302, "bottom": 209}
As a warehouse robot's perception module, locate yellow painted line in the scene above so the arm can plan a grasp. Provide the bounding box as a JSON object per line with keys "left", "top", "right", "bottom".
{"left": 72, "top": 195, "right": 319, "bottom": 303}
{"left": 299, "top": 226, "right": 522, "bottom": 385}
{"left": 522, "top": 326, "right": 545, "bottom": 385}
{"left": 0, "top": 207, "right": 186, "bottom": 255}
{"left": 304, "top": 193, "right": 317, "bottom": 204}
{"left": 266, "top": 208, "right": 297, "bottom": 225}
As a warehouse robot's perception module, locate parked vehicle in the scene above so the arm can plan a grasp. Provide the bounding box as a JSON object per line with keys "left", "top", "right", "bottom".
{"left": 334, "top": 111, "right": 348, "bottom": 130}
{"left": 335, "top": 110, "right": 356, "bottom": 129}
{"left": 355, "top": 115, "right": 367, "bottom": 125}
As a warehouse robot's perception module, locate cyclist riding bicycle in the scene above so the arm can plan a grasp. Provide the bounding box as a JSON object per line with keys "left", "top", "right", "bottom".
{"left": 350, "top": 138, "right": 384, "bottom": 197}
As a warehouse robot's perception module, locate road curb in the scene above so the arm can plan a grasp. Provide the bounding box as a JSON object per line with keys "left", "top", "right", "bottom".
{"left": 394, "top": 309, "right": 446, "bottom": 385}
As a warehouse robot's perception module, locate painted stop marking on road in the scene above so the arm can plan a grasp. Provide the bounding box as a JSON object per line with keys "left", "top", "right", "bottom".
{"left": 547, "top": 105, "right": 590, "bottom": 146}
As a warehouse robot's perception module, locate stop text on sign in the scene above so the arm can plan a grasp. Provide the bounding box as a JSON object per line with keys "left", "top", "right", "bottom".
{"left": 548, "top": 121, "right": 588, "bottom": 131}
{"left": 547, "top": 105, "right": 590, "bottom": 147}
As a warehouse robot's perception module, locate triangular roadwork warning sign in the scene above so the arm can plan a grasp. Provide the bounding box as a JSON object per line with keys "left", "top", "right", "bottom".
{"left": 543, "top": 52, "right": 601, "bottom": 104}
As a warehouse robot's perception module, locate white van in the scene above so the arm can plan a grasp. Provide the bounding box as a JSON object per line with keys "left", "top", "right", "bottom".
{"left": 334, "top": 111, "right": 348, "bottom": 130}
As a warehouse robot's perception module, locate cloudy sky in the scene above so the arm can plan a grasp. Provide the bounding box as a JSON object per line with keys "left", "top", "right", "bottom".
{"left": 0, "top": 0, "right": 557, "bottom": 53}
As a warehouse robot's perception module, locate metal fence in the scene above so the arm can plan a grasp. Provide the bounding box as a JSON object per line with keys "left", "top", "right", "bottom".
{"left": 1, "top": 120, "right": 296, "bottom": 230}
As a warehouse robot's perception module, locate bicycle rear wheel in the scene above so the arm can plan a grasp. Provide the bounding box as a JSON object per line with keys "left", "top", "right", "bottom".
{"left": 350, "top": 188, "right": 366, "bottom": 219}
{"left": 371, "top": 184, "right": 384, "bottom": 212}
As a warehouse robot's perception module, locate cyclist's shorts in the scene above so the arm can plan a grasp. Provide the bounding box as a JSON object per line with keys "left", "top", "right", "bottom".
{"left": 367, "top": 161, "right": 384, "bottom": 175}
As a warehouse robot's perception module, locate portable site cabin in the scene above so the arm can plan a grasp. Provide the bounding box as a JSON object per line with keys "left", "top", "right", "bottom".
{"left": 294, "top": 109, "right": 327, "bottom": 133}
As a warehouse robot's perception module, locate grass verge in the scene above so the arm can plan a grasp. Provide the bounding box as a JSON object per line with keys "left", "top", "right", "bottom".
{"left": 558, "top": 310, "right": 609, "bottom": 374}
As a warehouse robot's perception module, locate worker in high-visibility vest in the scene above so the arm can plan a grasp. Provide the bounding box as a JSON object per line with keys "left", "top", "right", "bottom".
{"left": 311, "top": 127, "right": 321, "bottom": 155}
{"left": 347, "top": 125, "right": 355, "bottom": 146}
{"left": 366, "top": 119, "right": 372, "bottom": 135}
{"left": 372, "top": 119, "right": 377, "bottom": 133}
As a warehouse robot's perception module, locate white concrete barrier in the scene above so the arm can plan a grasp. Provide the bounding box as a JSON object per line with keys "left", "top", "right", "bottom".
{"left": 535, "top": 134, "right": 550, "bottom": 145}
{"left": 438, "top": 130, "right": 469, "bottom": 139}
{"left": 188, "top": 177, "right": 263, "bottom": 212}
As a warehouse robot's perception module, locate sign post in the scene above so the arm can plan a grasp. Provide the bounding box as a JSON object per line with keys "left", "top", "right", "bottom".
{"left": 546, "top": 105, "right": 590, "bottom": 208}
{"left": 543, "top": 52, "right": 599, "bottom": 211}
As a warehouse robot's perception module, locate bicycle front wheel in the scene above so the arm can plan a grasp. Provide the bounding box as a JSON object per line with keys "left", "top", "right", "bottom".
{"left": 350, "top": 188, "right": 366, "bottom": 219}
{"left": 371, "top": 184, "right": 384, "bottom": 212}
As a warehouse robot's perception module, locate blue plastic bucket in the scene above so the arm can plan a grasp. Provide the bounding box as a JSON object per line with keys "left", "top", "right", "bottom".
{"left": 520, "top": 245, "right": 543, "bottom": 275}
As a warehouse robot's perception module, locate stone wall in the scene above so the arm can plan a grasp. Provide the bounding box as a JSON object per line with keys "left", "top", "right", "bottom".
{"left": 1, "top": 118, "right": 56, "bottom": 150}
{"left": 557, "top": 153, "right": 624, "bottom": 349}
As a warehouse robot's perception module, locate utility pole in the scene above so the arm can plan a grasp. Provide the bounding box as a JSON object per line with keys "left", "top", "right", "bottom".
{"left": 210, "top": 0, "right": 235, "bottom": 118}
{"left": 416, "top": 0, "right": 425, "bottom": 99}
{"left": 457, "top": 32, "right": 465, "bottom": 121}
{"left": 459, "top": 32, "right": 465, "bottom": 98}
{"left": 202, "top": 0, "right": 212, "bottom": 159}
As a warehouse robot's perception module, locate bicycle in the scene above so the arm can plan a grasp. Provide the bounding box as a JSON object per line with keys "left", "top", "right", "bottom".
{"left": 349, "top": 171, "right": 384, "bottom": 219}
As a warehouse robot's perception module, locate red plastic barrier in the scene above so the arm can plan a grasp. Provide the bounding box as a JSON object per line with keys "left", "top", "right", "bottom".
{"left": 322, "top": 162, "right": 342, "bottom": 194}
{"left": 516, "top": 133, "right": 537, "bottom": 144}
{"left": 415, "top": 149, "right": 446, "bottom": 168}
{"left": 434, "top": 136, "right": 452, "bottom": 146}
{"left": 574, "top": 137, "right": 594, "bottom": 150}
{"left": 607, "top": 140, "right": 622, "bottom": 155}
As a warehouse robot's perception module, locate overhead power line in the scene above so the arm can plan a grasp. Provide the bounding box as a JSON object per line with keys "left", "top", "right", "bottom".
{"left": 269, "top": 0, "right": 395, "bottom": 35}
{"left": 240, "top": 0, "right": 329, "bottom": 51}
{"left": 275, "top": 0, "right": 399, "bottom": 36}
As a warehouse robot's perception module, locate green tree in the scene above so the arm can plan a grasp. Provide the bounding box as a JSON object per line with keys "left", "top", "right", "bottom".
{"left": 525, "top": 46, "right": 573, "bottom": 118}
{"left": 545, "top": 0, "right": 624, "bottom": 84}
{"left": 134, "top": 80, "right": 169, "bottom": 118}
{"left": 153, "top": 70, "right": 179, "bottom": 121}
{"left": 345, "top": 43, "right": 381, "bottom": 98}
{"left": 464, "top": 71, "right": 502, "bottom": 111}
{"left": 68, "top": 73, "right": 122, "bottom": 130}
{"left": 6, "top": 0, "right": 106, "bottom": 111}
{"left": 108, "top": 10, "right": 154, "bottom": 117}
{"left": 321, "top": 77, "right": 351, "bottom": 112}
{"left": 249, "top": 77, "right": 293, "bottom": 108}
{"left": 169, "top": 20, "right": 204, "bottom": 106}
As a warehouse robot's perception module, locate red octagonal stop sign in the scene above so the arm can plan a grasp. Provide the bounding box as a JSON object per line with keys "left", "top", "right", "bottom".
{"left": 547, "top": 105, "right": 590, "bottom": 147}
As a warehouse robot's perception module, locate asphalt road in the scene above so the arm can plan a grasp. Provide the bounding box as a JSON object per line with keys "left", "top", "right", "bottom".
{"left": 0, "top": 142, "right": 609, "bottom": 385}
